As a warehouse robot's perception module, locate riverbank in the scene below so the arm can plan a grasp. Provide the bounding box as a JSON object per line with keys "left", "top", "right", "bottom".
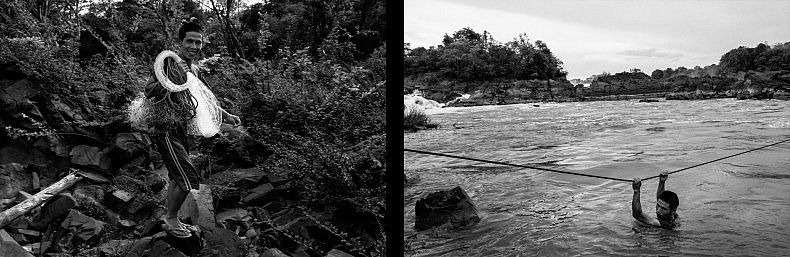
{"left": 443, "top": 88, "right": 787, "bottom": 108}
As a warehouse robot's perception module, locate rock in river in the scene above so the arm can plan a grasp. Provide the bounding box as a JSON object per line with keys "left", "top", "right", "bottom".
{"left": 414, "top": 186, "right": 480, "bottom": 231}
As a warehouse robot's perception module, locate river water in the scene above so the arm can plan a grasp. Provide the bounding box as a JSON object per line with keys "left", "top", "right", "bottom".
{"left": 403, "top": 99, "right": 790, "bottom": 257}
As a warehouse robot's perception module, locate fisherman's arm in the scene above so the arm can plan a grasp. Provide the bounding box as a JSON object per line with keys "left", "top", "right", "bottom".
{"left": 220, "top": 108, "right": 241, "bottom": 126}
{"left": 632, "top": 178, "right": 660, "bottom": 226}
{"left": 656, "top": 171, "right": 668, "bottom": 199}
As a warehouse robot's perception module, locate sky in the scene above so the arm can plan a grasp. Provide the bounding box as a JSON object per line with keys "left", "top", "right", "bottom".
{"left": 404, "top": 0, "right": 790, "bottom": 80}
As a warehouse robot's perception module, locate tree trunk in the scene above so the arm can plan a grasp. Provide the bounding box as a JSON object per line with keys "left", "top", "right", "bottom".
{"left": 546, "top": 78, "right": 554, "bottom": 100}
{"left": 0, "top": 173, "right": 83, "bottom": 229}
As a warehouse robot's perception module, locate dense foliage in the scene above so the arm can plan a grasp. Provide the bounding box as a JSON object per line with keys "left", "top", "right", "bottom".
{"left": 404, "top": 28, "right": 567, "bottom": 85}
{"left": 719, "top": 42, "right": 790, "bottom": 73}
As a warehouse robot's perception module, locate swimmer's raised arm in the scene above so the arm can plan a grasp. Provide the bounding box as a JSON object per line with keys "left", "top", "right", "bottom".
{"left": 632, "top": 178, "right": 660, "bottom": 226}
{"left": 657, "top": 171, "right": 668, "bottom": 199}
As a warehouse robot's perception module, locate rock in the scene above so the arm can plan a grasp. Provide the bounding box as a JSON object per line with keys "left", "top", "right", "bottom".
{"left": 319, "top": 198, "right": 383, "bottom": 245}
{"left": 16, "top": 229, "right": 39, "bottom": 236}
{"left": 197, "top": 226, "right": 244, "bottom": 257}
{"left": 6, "top": 215, "right": 30, "bottom": 230}
{"left": 209, "top": 168, "right": 268, "bottom": 190}
{"left": 112, "top": 132, "right": 150, "bottom": 157}
{"left": 160, "top": 229, "right": 204, "bottom": 256}
{"left": 139, "top": 219, "right": 165, "bottom": 237}
{"left": 0, "top": 163, "right": 32, "bottom": 199}
{"left": 109, "top": 132, "right": 152, "bottom": 170}
{"left": 95, "top": 239, "right": 134, "bottom": 256}
{"left": 104, "top": 189, "right": 133, "bottom": 210}
{"left": 326, "top": 249, "right": 355, "bottom": 257}
{"left": 291, "top": 246, "right": 319, "bottom": 257}
{"left": 261, "top": 248, "right": 289, "bottom": 257}
{"left": 415, "top": 186, "right": 481, "bottom": 231}
{"left": 0, "top": 198, "right": 14, "bottom": 210}
{"left": 241, "top": 183, "right": 275, "bottom": 205}
{"left": 31, "top": 193, "right": 76, "bottom": 229}
{"left": 69, "top": 145, "right": 112, "bottom": 170}
{"left": 20, "top": 242, "right": 40, "bottom": 254}
{"left": 145, "top": 239, "right": 188, "bottom": 257}
{"left": 73, "top": 184, "right": 104, "bottom": 203}
{"left": 144, "top": 173, "right": 166, "bottom": 193}
{"left": 178, "top": 184, "right": 216, "bottom": 229}
{"left": 266, "top": 172, "right": 289, "bottom": 187}
{"left": 215, "top": 208, "right": 252, "bottom": 234}
{"left": 244, "top": 227, "right": 258, "bottom": 238}
{"left": 60, "top": 209, "right": 104, "bottom": 242}
{"left": 0, "top": 240, "right": 34, "bottom": 257}
{"left": 103, "top": 209, "right": 121, "bottom": 227}
{"left": 73, "top": 170, "right": 109, "bottom": 184}
{"left": 4, "top": 231, "right": 27, "bottom": 245}
{"left": 124, "top": 237, "right": 154, "bottom": 257}
{"left": 30, "top": 172, "right": 40, "bottom": 191}
{"left": 124, "top": 197, "right": 155, "bottom": 222}
{"left": 0, "top": 229, "right": 13, "bottom": 241}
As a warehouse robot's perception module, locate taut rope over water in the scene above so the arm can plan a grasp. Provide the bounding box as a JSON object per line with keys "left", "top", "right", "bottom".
{"left": 404, "top": 137, "right": 790, "bottom": 182}
{"left": 403, "top": 148, "right": 632, "bottom": 182}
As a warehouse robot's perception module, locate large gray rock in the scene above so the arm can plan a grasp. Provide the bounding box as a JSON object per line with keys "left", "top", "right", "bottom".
{"left": 241, "top": 183, "right": 275, "bottom": 205}
{"left": 31, "top": 193, "right": 77, "bottom": 229}
{"left": 145, "top": 240, "right": 188, "bottom": 257}
{"left": 0, "top": 163, "right": 31, "bottom": 199}
{"left": 60, "top": 209, "right": 104, "bottom": 242}
{"left": 197, "top": 226, "right": 244, "bottom": 257}
{"left": 215, "top": 208, "right": 251, "bottom": 235}
{"left": 0, "top": 229, "right": 33, "bottom": 257}
{"left": 0, "top": 240, "right": 34, "bottom": 257}
{"left": 415, "top": 186, "right": 481, "bottom": 231}
{"left": 178, "top": 184, "right": 216, "bottom": 229}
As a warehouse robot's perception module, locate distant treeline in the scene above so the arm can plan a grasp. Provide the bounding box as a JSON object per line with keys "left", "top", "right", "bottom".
{"left": 404, "top": 28, "right": 567, "bottom": 84}
{"left": 590, "top": 42, "right": 790, "bottom": 82}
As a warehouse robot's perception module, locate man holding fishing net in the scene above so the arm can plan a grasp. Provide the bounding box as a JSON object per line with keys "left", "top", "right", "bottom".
{"left": 128, "top": 22, "right": 241, "bottom": 238}
{"left": 632, "top": 171, "right": 679, "bottom": 228}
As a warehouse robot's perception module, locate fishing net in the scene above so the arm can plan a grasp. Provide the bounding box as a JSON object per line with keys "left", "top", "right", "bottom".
{"left": 128, "top": 50, "right": 222, "bottom": 138}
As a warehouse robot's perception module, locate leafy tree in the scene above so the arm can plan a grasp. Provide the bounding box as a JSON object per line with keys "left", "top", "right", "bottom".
{"left": 651, "top": 69, "right": 664, "bottom": 79}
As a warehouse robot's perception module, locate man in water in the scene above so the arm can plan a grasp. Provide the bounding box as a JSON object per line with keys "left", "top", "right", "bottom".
{"left": 632, "top": 171, "right": 679, "bottom": 228}
{"left": 145, "top": 22, "right": 241, "bottom": 238}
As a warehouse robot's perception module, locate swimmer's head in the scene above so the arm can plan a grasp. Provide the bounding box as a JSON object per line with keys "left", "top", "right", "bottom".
{"left": 656, "top": 191, "right": 678, "bottom": 224}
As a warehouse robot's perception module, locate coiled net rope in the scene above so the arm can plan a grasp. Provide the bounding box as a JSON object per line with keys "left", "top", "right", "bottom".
{"left": 128, "top": 50, "right": 222, "bottom": 138}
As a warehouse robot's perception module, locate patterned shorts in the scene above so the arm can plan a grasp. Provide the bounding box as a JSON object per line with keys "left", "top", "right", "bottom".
{"left": 152, "top": 126, "right": 200, "bottom": 191}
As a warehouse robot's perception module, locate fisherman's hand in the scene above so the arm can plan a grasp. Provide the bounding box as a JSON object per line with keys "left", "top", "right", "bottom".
{"left": 177, "top": 60, "right": 190, "bottom": 73}
{"left": 225, "top": 114, "right": 241, "bottom": 126}
{"left": 632, "top": 178, "right": 642, "bottom": 190}
{"left": 659, "top": 171, "right": 669, "bottom": 182}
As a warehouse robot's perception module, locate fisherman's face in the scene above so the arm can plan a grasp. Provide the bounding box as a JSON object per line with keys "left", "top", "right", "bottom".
{"left": 656, "top": 199, "right": 673, "bottom": 219}
{"left": 179, "top": 31, "right": 203, "bottom": 61}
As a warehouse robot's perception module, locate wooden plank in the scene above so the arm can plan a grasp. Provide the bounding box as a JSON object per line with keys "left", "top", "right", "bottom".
{"left": 0, "top": 171, "right": 83, "bottom": 229}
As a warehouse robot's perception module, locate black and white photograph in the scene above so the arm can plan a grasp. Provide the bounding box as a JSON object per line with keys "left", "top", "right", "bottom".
{"left": 404, "top": 0, "right": 790, "bottom": 256}
{"left": 0, "top": 0, "right": 385, "bottom": 256}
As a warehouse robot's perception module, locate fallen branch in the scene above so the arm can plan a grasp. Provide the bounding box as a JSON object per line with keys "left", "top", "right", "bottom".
{"left": 0, "top": 171, "right": 83, "bottom": 229}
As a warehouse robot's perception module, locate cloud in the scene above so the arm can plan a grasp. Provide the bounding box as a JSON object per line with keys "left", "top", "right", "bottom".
{"left": 618, "top": 48, "right": 683, "bottom": 60}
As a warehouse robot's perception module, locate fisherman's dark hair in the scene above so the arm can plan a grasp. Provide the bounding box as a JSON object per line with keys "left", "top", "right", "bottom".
{"left": 658, "top": 191, "right": 679, "bottom": 210}
{"left": 178, "top": 22, "right": 202, "bottom": 41}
